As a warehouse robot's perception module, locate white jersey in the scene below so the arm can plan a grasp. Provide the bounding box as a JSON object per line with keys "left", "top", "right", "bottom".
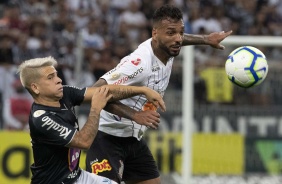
{"left": 100, "top": 38, "right": 174, "bottom": 140}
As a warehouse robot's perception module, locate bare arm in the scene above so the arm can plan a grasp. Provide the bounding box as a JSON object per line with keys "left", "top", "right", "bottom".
{"left": 182, "top": 30, "right": 233, "bottom": 49}
{"left": 84, "top": 79, "right": 166, "bottom": 111}
{"left": 93, "top": 79, "right": 162, "bottom": 129}
{"left": 67, "top": 87, "right": 112, "bottom": 150}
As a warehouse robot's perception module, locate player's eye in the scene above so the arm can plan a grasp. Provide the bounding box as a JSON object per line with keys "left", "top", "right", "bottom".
{"left": 167, "top": 31, "right": 174, "bottom": 35}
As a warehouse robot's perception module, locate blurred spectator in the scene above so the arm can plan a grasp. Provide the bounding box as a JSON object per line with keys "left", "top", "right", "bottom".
{"left": 118, "top": 0, "right": 147, "bottom": 49}
{"left": 0, "top": 1, "right": 29, "bottom": 41}
{"left": 67, "top": 0, "right": 98, "bottom": 29}
{"left": 20, "top": 0, "right": 50, "bottom": 20}
{"left": 0, "top": 34, "right": 14, "bottom": 65}
{"left": 13, "top": 33, "right": 34, "bottom": 63}
{"left": 80, "top": 17, "right": 105, "bottom": 50}
{"left": 191, "top": 5, "right": 222, "bottom": 34}
{"left": 90, "top": 48, "right": 119, "bottom": 79}
{"left": 3, "top": 77, "right": 32, "bottom": 130}
{"left": 112, "top": 39, "right": 132, "bottom": 60}
{"left": 57, "top": 41, "right": 77, "bottom": 85}
{"left": 26, "top": 19, "right": 54, "bottom": 58}
{"left": 111, "top": 0, "right": 134, "bottom": 13}
{"left": 54, "top": 19, "right": 78, "bottom": 51}
{"left": 95, "top": 0, "right": 118, "bottom": 44}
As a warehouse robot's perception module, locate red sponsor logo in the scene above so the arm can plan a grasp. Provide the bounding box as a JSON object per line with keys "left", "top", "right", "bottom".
{"left": 113, "top": 67, "right": 143, "bottom": 85}
{"left": 131, "top": 58, "right": 141, "bottom": 66}
{"left": 91, "top": 159, "right": 112, "bottom": 174}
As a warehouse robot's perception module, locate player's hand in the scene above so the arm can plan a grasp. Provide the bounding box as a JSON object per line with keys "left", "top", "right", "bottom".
{"left": 90, "top": 86, "right": 113, "bottom": 112}
{"left": 132, "top": 110, "right": 161, "bottom": 129}
{"left": 143, "top": 87, "right": 166, "bottom": 112}
{"left": 206, "top": 30, "right": 232, "bottom": 50}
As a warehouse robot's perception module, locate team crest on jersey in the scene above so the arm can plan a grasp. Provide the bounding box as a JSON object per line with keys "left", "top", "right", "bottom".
{"left": 131, "top": 58, "right": 141, "bottom": 66}
{"left": 111, "top": 72, "right": 121, "bottom": 80}
{"left": 152, "top": 65, "right": 160, "bottom": 72}
{"left": 33, "top": 110, "right": 46, "bottom": 118}
{"left": 91, "top": 159, "right": 112, "bottom": 174}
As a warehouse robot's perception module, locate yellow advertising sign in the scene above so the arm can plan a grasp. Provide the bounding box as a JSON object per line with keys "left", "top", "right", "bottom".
{"left": 0, "top": 131, "right": 244, "bottom": 184}
{"left": 192, "top": 133, "right": 244, "bottom": 175}
{"left": 0, "top": 131, "right": 32, "bottom": 184}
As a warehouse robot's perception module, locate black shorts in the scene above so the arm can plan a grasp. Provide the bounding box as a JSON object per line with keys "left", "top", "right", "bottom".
{"left": 85, "top": 131, "right": 160, "bottom": 183}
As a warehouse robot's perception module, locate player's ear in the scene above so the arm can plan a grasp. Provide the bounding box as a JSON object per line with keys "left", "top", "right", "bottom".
{"left": 152, "top": 28, "right": 157, "bottom": 40}
{"left": 31, "top": 83, "right": 40, "bottom": 95}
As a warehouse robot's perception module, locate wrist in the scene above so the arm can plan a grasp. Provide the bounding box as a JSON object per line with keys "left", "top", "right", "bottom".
{"left": 203, "top": 35, "right": 209, "bottom": 45}
{"left": 89, "top": 108, "right": 101, "bottom": 116}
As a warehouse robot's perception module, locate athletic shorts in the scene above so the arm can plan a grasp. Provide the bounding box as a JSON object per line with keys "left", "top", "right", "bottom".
{"left": 74, "top": 169, "right": 118, "bottom": 184}
{"left": 85, "top": 131, "right": 160, "bottom": 183}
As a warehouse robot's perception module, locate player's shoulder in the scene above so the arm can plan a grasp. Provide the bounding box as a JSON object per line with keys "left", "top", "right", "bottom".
{"left": 135, "top": 38, "right": 152, "bottom": 55}
{"left": 31, "top": 105, "right": 56, "bottom": 121}
{"left": 129, "top": 38, "right": 154, "bottom": 65}
{"left": 63, "top": 85, "right": 83, "bottom": 91}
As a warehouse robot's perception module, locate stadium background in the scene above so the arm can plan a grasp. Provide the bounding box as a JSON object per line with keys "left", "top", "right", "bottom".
{"left": 1, "top": 0, "right": 282, "bottom": 184}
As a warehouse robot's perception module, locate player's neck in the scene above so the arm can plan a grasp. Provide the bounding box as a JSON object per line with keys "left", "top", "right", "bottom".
{"left": 34, "top": 97, "right": 61, "bottom": 107}
{"left": 151, "top": 42, "right": 169, "bottom": 65}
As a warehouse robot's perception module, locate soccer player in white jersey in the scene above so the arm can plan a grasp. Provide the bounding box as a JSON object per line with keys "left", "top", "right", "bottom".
{"left": 86, "top": 4, "right": 232, "bottom": 184}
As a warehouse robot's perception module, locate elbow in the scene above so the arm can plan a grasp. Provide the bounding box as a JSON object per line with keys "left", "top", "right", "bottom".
{"left": 79, "top": 140, "right": 93, "bottom": 150}
{"left": 80, "top": 146, "right": 91, "bottom": 151}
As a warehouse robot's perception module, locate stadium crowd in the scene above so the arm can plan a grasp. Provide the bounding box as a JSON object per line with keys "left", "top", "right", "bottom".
{"left": 0, "top": 0, "right": 282, "bottom": 130}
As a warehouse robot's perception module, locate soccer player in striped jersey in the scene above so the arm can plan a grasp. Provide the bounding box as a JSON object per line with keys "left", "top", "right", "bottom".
{"left": 86, "top": 4, "right": 232, "bottom": 184}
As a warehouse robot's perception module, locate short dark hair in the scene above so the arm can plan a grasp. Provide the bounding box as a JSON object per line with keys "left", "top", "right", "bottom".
{"left": 152, "top": 4, "right": 183, "bottom": 26}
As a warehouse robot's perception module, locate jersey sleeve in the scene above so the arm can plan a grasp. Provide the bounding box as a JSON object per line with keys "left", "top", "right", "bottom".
{"left": 101, "top": 54, "right": 150, "bottom": 86}
{"left": 62, "top": 85, "right": 86, "bottom": 106}
{"left": 31, "top": 110, "right": 77, "bottom": 146}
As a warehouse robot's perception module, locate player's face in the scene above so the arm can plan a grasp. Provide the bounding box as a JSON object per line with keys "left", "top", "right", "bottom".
{"left": 153, "top": 18, "right": 184, "bottom": 57}
{"left": 34, "top": 66, "right": 63, "bottom": 100}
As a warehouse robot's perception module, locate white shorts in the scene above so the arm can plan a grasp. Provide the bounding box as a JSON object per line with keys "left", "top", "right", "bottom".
{"left": 74, "top": 169, "right": 118, "bottom": 184}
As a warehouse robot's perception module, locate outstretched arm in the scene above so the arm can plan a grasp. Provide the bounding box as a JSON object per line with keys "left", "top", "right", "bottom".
{"left": 182, "top": 30, "right": 233, "bottom": 50}
{"left": 92, "top": 79, "right": 162, "bottom": 129}
{"left": 84, "top": 80, "right": 166, "bottom": 111}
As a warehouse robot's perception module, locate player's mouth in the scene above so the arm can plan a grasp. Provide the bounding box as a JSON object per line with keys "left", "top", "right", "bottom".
{"left": 171, "top": 45, "right": 181, "bottom": 52}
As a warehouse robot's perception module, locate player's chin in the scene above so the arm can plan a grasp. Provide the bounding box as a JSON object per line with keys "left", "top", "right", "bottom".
{"left": 170, "top": 50, "right": 180, "bottom": 57}
{"left": 56, "top": 91, "right": 64, "bottom": 99}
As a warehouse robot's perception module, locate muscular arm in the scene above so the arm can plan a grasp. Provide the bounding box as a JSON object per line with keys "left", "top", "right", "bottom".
{"left": 67, "top": 108, "right": 100, "bottom": 149}
{"left": 68, "top": 87, "right": 112, "bottom": 150}
{"left": 91, "top": 79, "right": 136, "bottom": 119}
{"left": 182, "top": 34, "right": 207, "bottom": 46}
{"left": 92, "top": 79, "right": 162, "bottom": 128}
{"left": 182, "top": 30, "right": 233, "bottom": 49}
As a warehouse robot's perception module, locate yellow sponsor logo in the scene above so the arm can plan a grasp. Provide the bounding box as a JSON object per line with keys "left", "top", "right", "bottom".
{"left": 91, "top": 159, "right": 112, "bottom": 174}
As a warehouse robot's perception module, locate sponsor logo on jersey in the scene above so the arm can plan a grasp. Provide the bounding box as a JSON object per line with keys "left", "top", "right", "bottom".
{"left": 152, "top": 65, "right": 160, "bottom": 72}
{"left": 154, "top": 76, "right": 168, "bottom": 85}
{"left": 33, "top": 110, "right": 46, "bottom": 118}
{"left": 111, "top": 72, "right": 121, "bottom": 80}
{"left": 131, "top": 58, "right": 141, "bottom": 66}
{"left": 91, "top": 159, "right": 112, "bottom": 174}
{"left": 66, "top": 168, "right": 80, "bottom": 179}
{"left": 69, "top": 148, "right": 80, "bottom": 171}
{"left": 113, "top": 67, "right": 143, "bottom": 85}
{"left": 41, "top": 116, "right": 72, "bottom": 139}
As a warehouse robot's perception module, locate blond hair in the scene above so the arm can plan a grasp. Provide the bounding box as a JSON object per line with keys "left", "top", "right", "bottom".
{"left": 17, "top": 56, "right": 57, "bottom": 91}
